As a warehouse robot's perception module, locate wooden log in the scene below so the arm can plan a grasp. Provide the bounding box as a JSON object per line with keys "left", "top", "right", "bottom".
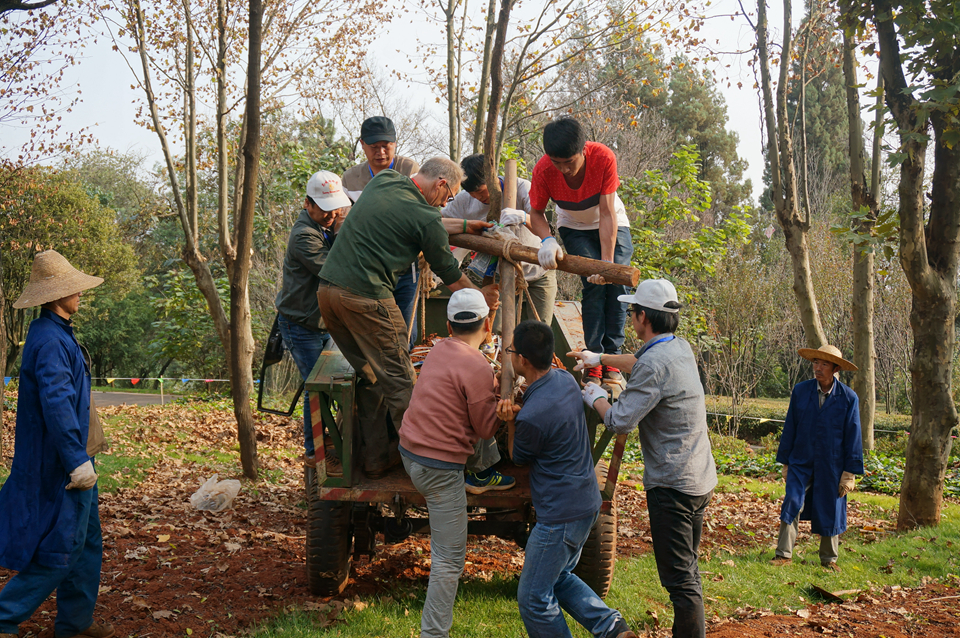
{"left": 449, "top": 234, "right": 640, "bottom": 287}
{"left": 499, "top": 160, "right": 518, "bottom": 400}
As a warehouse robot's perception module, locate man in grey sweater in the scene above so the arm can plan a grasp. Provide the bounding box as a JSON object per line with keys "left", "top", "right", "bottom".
{"left": 573, "top": 278, "right": 717, "bottom": 638}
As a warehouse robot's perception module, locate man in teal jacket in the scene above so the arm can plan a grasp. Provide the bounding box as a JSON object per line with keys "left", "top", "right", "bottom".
{"left": 0, "top": 250, "right": 114, "bottom": 638}
{"left": 772, "top": 344, "right": 864, "bottom": 571}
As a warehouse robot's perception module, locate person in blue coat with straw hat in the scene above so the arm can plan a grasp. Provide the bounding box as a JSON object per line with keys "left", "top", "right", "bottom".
{"left": 0, "top": 250, "right": 114, "bottom": 638}
{"left": 771, "top": 344, "right": 864, "bottom": 572}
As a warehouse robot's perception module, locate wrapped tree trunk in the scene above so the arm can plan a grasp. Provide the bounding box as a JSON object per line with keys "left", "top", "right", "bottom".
{"left": 499, "top": 161, "right": 518, "bottom": 399}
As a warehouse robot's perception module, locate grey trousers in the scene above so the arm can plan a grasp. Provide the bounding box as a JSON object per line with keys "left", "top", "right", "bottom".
{"left": 775, "top": 518, "right": 839, "bottom": 565}
{"left": 402, "top": 439, "right": 500, "bottom": 638}
{"left": 494, "top": 270, "right": 558, "bottom": 331}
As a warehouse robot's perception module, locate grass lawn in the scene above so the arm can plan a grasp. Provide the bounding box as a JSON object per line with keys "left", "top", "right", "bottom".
{"left": 245, "top": 474, "right": 960, "bottom": 638}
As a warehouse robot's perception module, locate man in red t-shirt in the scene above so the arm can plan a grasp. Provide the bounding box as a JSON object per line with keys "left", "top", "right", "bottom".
{"left": 528, "top": 117, "right": 634, "bottom": 385}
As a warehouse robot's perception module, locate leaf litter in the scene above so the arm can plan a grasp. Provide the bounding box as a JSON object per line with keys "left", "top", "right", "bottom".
{"left": 2, "top": 400, "right": 959, "bottom": 637}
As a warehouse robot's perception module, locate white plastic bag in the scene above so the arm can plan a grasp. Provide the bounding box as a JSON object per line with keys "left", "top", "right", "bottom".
{"left": 190, "top": 474, "right": 241, "bottom": 512}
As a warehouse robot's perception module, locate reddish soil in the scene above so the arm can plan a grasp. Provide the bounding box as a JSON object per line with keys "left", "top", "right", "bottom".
{"left": 1, "top": 400, "right": 959, "bottom": 637}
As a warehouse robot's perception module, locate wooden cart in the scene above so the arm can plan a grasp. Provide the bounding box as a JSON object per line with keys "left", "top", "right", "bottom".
{"left": 302, "top": 295, "right": 628, "bottom": 598}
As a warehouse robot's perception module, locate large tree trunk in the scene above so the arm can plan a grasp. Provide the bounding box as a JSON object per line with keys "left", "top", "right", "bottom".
{"left": 444, "top": 0, "right": 461, "bottom": 159}
{"left": 756, "top": 0, "right": 826, "bottom": 350}
{"left": 841, "top": 29, "right": 877, "bottom": 451}
{"left": 230, "top": 0, "right": 263, "bottom": 480}
{"left": 472, "top": 0, "right": 497, "bottom": 153}
{"left": 481, "top": 0, "right": 512, "bottom": 220}
{"left": 871, "top": 0, "right": 960, "bottom": 529}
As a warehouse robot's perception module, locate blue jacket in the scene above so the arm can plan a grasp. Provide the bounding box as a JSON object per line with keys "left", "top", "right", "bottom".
{"left": 0, "top": 309, "right": 94, "bottom": 571}
{"left": 776, "top": 378, "right": 864, "bottom": 536}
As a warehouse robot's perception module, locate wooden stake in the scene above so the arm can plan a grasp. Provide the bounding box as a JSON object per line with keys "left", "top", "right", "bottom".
{"left": 499, "top": 160, "right": 518, "bottom": 401}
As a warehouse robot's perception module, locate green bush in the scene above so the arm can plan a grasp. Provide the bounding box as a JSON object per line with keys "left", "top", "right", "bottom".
{"left": 709, "top": 432, "right": 751, "bottom": 454}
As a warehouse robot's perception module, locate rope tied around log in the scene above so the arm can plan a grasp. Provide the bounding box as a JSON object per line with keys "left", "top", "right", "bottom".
{"left": 487, "top": 225, "right": 542, "bottom": 323}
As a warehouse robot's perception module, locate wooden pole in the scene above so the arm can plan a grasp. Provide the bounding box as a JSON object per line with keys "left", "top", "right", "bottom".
{"left": 500, "top": 160, "right": 518, "bottom": 401}
{"left": 449, "top": 234, "right": 640, "bottom": 287}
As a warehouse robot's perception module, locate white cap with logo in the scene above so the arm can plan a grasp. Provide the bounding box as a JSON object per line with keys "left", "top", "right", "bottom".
{"left": 306, "top": 170, "right": 352, "bottom": 211}
{"left": 446, "top": 289, "right": 490, "bottom": 323}
{"left": 618, "top": 278, "right": 682, "bottom": 313}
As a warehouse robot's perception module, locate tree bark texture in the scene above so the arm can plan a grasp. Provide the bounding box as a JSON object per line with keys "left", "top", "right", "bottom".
{"left": 872, "top": 0, "right": 960, "bottom": 530}
{"left": 472, "top": 0, "right": 497, "bottom": 153}
{"left": 481, "top": 0, "right": 512, "bottom": 220}
{"left": 444, "top": 0, "right": 461, "bottom": 159}
{"left": 842, "top": 29, "right": 877, "bottom": 451}
{"left": 756, "top": 0, "right": 827, "bottom": 350}
{"left": 0, "top": 273, "right": 6, "bottom": 461}
{"left": 449, "top": 234, "right": 640, "bottom": 286}
{"left": 230, "top": 0, "right": 263, "bottom": 480}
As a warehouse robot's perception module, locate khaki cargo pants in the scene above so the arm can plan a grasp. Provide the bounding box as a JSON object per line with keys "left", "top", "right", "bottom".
{"left": 317, "top": 281, "right": 415, "bottom": 474}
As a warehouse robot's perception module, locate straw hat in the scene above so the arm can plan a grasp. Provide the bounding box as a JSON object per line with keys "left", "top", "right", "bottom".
{"left": 13, "top": 250, "right": 103, "bottom": 309}
{"left": 797, "top": 344, "right": 858, "bottom": 372}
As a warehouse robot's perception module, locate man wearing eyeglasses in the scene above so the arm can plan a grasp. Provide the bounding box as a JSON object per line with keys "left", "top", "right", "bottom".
{"left": 317, "top": 157, "right": 499, "bottom": 477}
{"left": 573, "top": 279, "right": 716, "bottom": 638}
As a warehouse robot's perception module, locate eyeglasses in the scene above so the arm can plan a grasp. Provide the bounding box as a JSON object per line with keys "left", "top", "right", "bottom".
{"left": 505, "top": 347, "right": 519, "bottom": 355}
{"left": 440, "top": 181, "right": 455, "bottom": 205}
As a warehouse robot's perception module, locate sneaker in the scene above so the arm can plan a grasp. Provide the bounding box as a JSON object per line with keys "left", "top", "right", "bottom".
{"left": 769, "top": 556, "right": 791, "bottom": 566}
{"left": 602, "top": 366, "right": 623, "bottom": 383}
{"left": 465, "top": 470, "right": 516, "bottom": 494}
{"left": 822, "top": 562, "right": 841, "bottom": 572}
{"left": 302, "top": 453, "right": 317, "bottom": 468}
{"left": 67, "top": 622, "right": 116, "bottom": 638}
{"left": 583, "top": 365, "right": 603, "bottom": 385}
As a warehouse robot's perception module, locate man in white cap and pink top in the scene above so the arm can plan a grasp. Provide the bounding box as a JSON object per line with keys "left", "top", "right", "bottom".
{"left": 573, "top": 278, "right": 716, "bottom": 638}
{"left": 771, "top": 344, "right": 863, "bottom": 572}
{"left": 0, "top": 251, "right": 114, "bottom": 638}
{"left": 274, "top": 170, "right": 351, "bottom": 469}
{"left": 398, "top": 289, "right": 514, "bottom": 638}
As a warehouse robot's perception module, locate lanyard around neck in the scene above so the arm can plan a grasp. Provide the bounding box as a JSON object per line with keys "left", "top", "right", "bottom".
{"left": 639, "top": 334, "right": 675, "bottom": 357}
{"left": 369, "top": 157, "right": 396, "bottom": 178}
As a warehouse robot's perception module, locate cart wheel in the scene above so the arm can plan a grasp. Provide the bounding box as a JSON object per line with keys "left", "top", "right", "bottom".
{"left": 304, "top": 466, "right": 353, "bottom": 595}
{"left": 575, "top": 457, "right": 617, "bottom": 598}
{"left": 573, "top": 507, "right": 617, "bottom": 598}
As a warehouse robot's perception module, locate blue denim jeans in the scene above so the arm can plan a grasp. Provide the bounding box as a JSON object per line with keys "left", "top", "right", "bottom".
{"left": 0, "top": 486, "right": 101, "bottom": 637}
{"left": 277, "top": 313, "right": 331, "bottom": 456}
{"left": 558, "top": 226, "right": 633, "bottom": 355}
{"left": 393, "top": 265, "right": 420, "bottom": 349}
{"left": 647, "top": 487, "right": 712, "bottom": 638}
{"left": 518, "top": 512, "right": 629, "bottom": 638}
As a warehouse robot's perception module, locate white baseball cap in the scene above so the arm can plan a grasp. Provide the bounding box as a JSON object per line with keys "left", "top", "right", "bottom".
{"left": 618, "top": 279, "right": 682, "bottom": 313}
{"left": 306, "top": 170, "right": 351, "bottom": 211}
{"left": 447, "top": 289, "right": 489, "bottom": 323}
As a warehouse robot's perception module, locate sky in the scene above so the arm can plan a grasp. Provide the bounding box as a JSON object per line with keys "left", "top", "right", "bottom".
{"left": 1, "top": 0, "right": 801, "bottom": 204}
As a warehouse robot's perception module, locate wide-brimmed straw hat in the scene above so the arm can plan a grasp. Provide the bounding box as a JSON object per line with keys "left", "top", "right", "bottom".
{"left": 797, "top": 344, "right": 858, "bottom": 372}
{"left": 13, "top": 250, "right": 103, "bottom": 309}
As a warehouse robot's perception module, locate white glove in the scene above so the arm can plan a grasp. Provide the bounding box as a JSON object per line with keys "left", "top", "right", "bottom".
{"left": 538, "top": 237, "right": 563, "bottom": 269}
{"left": 571, "top": 350, "right": 602, "bottom": 372}
{"left": 499, "top": 208, "right": 528, "bottom": 226}
{"left": 587, "top": 274, "right": 607, "bottom": 285}
{"left": 581, "top": 383, "right": 609, "bottom": 409}
{"left": 66, "top": 460, "right": 97, "bottom": 490}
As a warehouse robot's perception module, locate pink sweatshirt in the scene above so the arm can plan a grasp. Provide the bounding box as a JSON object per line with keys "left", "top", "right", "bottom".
{"left": 399, "top": 338, "right": 499, "bottom": 465}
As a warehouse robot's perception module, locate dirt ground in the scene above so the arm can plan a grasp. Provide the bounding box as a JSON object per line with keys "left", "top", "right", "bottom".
{"left": 1, "top": 401, "right": 959, "bottom": 637}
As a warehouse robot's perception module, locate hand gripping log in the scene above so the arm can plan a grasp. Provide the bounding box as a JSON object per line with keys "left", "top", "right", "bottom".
{"left": 448, "top": 233, "right": 640, "bottom": 287}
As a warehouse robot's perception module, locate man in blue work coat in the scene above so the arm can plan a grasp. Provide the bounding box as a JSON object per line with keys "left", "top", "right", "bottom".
{"left": 0, "top": 250, "right": 114, "bottom": 638}
{"left": 772, "top": 344, "right": 864, "bottom": 572}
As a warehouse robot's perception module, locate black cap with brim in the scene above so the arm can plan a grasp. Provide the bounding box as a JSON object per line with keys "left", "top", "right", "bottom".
{"left": 360, "top": 116, "right": 396, "bottom": 144}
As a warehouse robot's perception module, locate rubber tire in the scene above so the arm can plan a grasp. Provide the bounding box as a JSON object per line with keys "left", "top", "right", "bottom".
{"left": 573, "top": 460, "right": 618, "bottom": 601}
{"left": 573, "top": 507, "right": 617, "bottom": 598}
{"left": 304, "top": 466, "right": 353, "bottom": 596}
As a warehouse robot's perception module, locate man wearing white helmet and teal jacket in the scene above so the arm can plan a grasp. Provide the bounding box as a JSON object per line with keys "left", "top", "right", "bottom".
{"left": 572, "top": 279, "right": 716, "bottom": 638}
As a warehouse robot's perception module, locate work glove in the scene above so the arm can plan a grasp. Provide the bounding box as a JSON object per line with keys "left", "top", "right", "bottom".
{"left": 499, "top": 208, "right": 528, "bottom": 226}
{"left": 782, "top": 464, "right": 788, "bottom": 480}
{"left": 581, "top": 383, "right": 609, "bottom": 409}
{"left": 838, "top": 471, "right": 856, "bottom": 497}
{"left": 587, "top": 261, "right": 612, "bottom": 285}
{"left": 538, "top": 237, "right": 563, "bottom": 269}
{"left": 569, "top": 350, "right": 601, "bottom": 372}
{"left": 66, "top": 460, "right": 97, "bottom": 491}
